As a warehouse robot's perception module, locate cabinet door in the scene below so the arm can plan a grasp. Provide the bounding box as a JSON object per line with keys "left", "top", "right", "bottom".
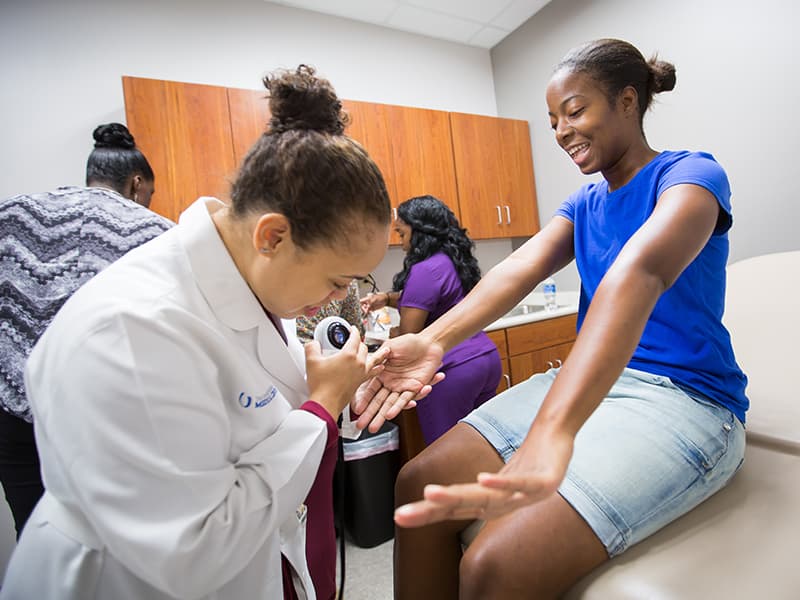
{"left": 497, "top": 118, "right": 540, "bottom": 237}
{"left": 509, "top": 341, "right": 574, "bottom": 384}
{"left": 228, "top": 87, "right": 271, "bottom": 168}
{"left": 486, "top": 329, "right": 511, "bottom": 394}
{"left": 386, "top": 104, "right": 460, "bottom": 223}
{"left": 342, "top": 100, "right": 400, "bottom": 244}
{"left": 497, "top": 358, "right": 511, "bottom": 394}
{"left": 486, "top": 328, "right": 508, "bottom": 360}
{"left": 123, "top": 76, "right": 237, "bottom": 222}
{"left": 450, "top": 112, "right": 539, "bottom": 239}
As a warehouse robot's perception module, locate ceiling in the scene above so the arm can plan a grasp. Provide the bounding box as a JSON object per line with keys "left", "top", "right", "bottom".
{"left": 264, "top": 0, "right": 551, "bottom": 49}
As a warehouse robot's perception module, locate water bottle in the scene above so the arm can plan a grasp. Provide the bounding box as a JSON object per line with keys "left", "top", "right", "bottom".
{"left": 543, "top": 277, "right": 557, "bottom": 311}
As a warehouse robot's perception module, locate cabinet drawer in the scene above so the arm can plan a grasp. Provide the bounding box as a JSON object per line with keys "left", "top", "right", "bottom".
{"left": 509, "top": 341, "right": 574, "bottom": 384}
{"left": 506, "top": 314, "right": 577, "bottom": 356}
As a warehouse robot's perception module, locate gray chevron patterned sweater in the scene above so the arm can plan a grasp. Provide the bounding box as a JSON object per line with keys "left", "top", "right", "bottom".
{"left": 0, "top": 186, "right": 174, "bottom": 422}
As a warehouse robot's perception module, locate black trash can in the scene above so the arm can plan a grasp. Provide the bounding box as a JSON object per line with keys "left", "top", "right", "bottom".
{"left": 340, "top": 421, "right": 400, "bottom": 548}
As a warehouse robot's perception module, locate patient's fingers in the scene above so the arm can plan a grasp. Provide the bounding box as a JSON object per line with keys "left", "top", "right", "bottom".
{"left": 394, "top": 481, "right": 534, "bottom": 527}
{"left": 381, "top": 390, "right": 417, "bottom": 421}
{"left": 355, "top": 387, "right": 390, "bottom": 430}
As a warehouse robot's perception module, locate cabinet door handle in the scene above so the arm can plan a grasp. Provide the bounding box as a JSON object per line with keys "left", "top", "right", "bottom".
{"left": 555, "top": 359, "right": 562, "bottom": 367}
{"left": 392, "top": 208, "right": 397, "bottom": 221}
{"left": 505, "top": 205, "right": 511, "bottom": 224}
{"left": 503, "top": 374, "right": 511, "bottom": 390}
{"left": 546, "top": 361, "right": 554, "bottom": 369}
{"left": 496, "top": 205, "right": 502, "bottom": 225}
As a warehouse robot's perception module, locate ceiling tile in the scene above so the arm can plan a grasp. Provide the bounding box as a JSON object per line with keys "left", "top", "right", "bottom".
{"left": 491, "top": 0, "right": 551, "bottom": 31}
{"left": 268, "top": 0, "right": 399, "bottom": 24}
{"left": 403, "top": 0, "right": 513, "bottom": 24}
{"left": 264, "top": 0, "right": 553, "bottom": 48}
{"left": 468, "top": 26, "right": 512, "bottom": 49}
{"left": 388, "top": 4, "right": 483, "bottom": 44}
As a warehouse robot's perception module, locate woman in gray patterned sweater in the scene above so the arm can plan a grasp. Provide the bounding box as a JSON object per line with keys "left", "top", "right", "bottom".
{"left": 0, "top": 122, "right": 173, "bottom": 536}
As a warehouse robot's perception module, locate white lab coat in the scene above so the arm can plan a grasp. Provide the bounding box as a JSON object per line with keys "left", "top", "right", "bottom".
{"left": 1, "top": 198, "right": 327, "bottom": 600}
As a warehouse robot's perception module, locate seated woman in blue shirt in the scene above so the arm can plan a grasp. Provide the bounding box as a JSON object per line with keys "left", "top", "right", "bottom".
{"left": 354, "top": 38, "right": 748, "bottom": 599}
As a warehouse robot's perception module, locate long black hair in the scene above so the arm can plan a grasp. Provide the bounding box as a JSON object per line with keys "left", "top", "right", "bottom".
{"left": 392, "top": 195, "right": 481, "bottom": 293}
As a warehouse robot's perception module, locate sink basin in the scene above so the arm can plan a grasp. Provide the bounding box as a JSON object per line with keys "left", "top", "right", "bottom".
{"left": 504, "top": 304, "right": 546, "bottom": 318}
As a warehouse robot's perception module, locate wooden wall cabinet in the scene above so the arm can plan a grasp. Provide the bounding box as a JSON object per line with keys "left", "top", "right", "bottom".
{"left": 342, "top": 100, "right": 463, "bottom": 245}
{"left": 227, "top": 87, "right": 271, "bottom": 167}
{"left": 450, "top": 112, "right": 540, "bottom": 239}
{"left": 342, "top": 100, "right": 398, "bottom": 199}
{"left": 123, "top": 76, "right": 540, "bottom": 239}
{"left": 122, "top": 76, "right": 238, "bottom": 222}
{"left": 385, "top": 104, "right": 461, "bottom": 222}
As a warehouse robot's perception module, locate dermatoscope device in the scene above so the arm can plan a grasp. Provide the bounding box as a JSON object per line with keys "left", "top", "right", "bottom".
{"left": 314, "top": 316, "right": 382, "bottom": 353}
{"left": 314, "top": 316, "right": 352, "bottom": 353}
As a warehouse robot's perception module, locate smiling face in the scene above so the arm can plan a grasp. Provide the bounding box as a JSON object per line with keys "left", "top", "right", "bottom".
{"left": 546, "top": 68, "right": 642, "bottom": 182}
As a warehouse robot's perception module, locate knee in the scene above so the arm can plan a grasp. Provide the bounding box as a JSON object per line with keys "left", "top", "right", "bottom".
{"left": 396, "top": 444, "right": 457, "bottom": 507}
{"left": 395, "top": 455, "right": 431, "bottom": 507}
{"left": 460, "top": 539, "right": 574, "bottom": 600}
{"left": 459, "top": 542, "right": 505, "bottom": 599}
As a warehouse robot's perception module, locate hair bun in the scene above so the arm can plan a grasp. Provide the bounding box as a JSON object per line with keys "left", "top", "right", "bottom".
{"left": 93, "top": 123, "right": 136, "bottom": 150}
{"left": 648, "top": 56, "right": 677, "bottom": 94}
{"left": 263, "top": 64, "right": 348, "bottom": 135}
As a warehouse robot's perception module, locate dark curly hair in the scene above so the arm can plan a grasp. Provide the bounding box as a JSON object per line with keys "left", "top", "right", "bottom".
{"left": 230, "top": 64, "right": 390, "bottom": 250}
{"left": 85, "top": 123, "right": 154, "bottom": 192}
{"left": 554, "top": 38, "right": 676, "bottom": 129}
{"left": 392, "top": 195, "right": 481, "bottom": 294}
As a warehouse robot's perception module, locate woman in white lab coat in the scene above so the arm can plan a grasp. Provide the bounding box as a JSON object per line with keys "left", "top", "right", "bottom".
{"left": 1, "top": 65, "right": 395, "bottom": 600}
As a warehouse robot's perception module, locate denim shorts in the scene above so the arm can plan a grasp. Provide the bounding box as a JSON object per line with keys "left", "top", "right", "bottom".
{"left": 462, "top": 367, "right": 745, "bottom": 557}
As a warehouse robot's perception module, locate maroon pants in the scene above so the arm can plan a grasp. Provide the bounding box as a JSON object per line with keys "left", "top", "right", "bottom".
{"left": 283, "top": 402, "right": 339, "bottom": 600}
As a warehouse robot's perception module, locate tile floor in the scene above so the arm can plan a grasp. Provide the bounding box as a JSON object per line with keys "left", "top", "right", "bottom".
{"left": 336, "top": 537, "right": 394, "bottom": 600}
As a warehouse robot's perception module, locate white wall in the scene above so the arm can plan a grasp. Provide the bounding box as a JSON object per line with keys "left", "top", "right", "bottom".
{"left": 492, "top": 0, "right": 800, "bottom": 291}
{"left": 0, "top": 0, "right": 511, "bottom": 293}
{"left": 0, "top": 0, "right": 497, "bottom": 199}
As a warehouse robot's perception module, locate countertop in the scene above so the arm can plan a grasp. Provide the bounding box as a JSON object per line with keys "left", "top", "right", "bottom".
{"left": 364, "top": 290, "right": 580, "bottom": 340}
{"left": 484, "top": 290, "right": 580, "bottom": 332}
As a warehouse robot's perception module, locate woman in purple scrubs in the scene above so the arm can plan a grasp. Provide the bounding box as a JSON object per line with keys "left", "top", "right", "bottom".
{"left": 361, "top": 195, "right": 501, "bottom": 444}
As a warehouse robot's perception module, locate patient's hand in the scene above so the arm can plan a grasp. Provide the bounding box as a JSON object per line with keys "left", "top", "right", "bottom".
{"left": 351, "top": 333, "right": 445, "bottom": 433}
{"left": 394, "top": 424, "right": 574, "bottom": 526}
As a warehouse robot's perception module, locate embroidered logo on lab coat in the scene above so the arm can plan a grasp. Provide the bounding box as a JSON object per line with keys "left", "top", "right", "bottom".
{"left": 238, "top": 386, "right": 278, "bottom": 408}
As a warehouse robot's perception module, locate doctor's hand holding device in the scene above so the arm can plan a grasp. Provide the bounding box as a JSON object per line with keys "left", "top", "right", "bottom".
{"left": 312, "top": 316, "right": 389, "bottom": 441}
{"left": 306, "top": 317, "right": 389, "bottom": 424}
{"left": 314, "top": 316, "right": 353, "bottom": 354}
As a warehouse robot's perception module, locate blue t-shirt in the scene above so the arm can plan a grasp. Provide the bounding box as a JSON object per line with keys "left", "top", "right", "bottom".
{"left": 555, "top": 151, "right": 748, "bottom": 423}
{"left": 399, "top": 252, "right": 496, "bottom": 369}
